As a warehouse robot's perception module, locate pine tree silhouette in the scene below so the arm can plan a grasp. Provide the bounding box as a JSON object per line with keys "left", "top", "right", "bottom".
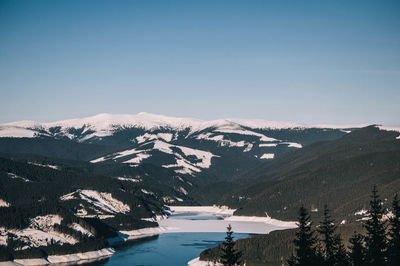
{"left": 318, "top": 205, "right": 337, "bottom": 265}
{"left": 348, "top": 233, "right": 366, "bottom": 266}
{"left": 388, "top": 193, "right": 400, "bottom": 265}
{"left": 6, "top": 233, "right": 15, "bottom": 251}
{"left": 221, "top": 224, "right": 242, "bottom": 266}
{"left": 334, "top": 234, "right": 350, "bottom": 266}
{"left": 288, "top": 206, "right": 319, "bottom": 266}
{"left": 364, "top": 185, "right": 387, "bottom": 265}
{"left": 318, "top": 205, "right": 349, "bottom": 266}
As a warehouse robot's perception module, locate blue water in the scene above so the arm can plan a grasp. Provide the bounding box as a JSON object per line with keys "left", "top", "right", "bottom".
{"left": 92, "top": 232, "right": 250, "bottom": 266}
{"left": 87, "top": 213, "right": 251, "bottom": 266}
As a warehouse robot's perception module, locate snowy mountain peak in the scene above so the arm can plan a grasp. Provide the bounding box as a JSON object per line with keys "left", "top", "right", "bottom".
{"left": 0, "top": 112, "right": 372, "bottom": 140}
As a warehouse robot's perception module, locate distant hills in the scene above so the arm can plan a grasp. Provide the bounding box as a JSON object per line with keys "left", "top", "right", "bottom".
{"left": 0, "top": 113, "right": 399, "bottom": 259}
{"left": 209, "top": 126, "right": 400, "bottom": 222}
{"left": 0, "top": 112, "right": 359, "bottom": 180}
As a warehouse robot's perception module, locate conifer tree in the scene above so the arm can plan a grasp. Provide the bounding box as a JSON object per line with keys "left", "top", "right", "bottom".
{"left": 318, "top": 205, "right": 349, "bottom": 266}
{"left": 388, "top": 193, "right": 400, "bottom": 265}
{"left": 288, "top": 206, "right": 319, "bottom": 266}
{"left": 348, "top": 233, "right": 366, "bottom": 266}
{"left": 221, "top": 224, "right": 242, "bottom": 266}
{"left": 364, "top": 185, "right": 387, "bottom": 265}
{"left": 6, "top": 233, "right": 15, "bottom": 251}
{"left": 334, "top": 234, "right": 350, "bottom": 266}
{"left": 318, "top": 205, "right": 337, "bottom": 265}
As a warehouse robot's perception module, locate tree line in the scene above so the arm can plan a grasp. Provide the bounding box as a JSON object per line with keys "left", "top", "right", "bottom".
{"left": 217, "top": 185, "right": 399, "bottom": 266}
{"left": 288, "top": 185, "right": 400, "bottom": 266}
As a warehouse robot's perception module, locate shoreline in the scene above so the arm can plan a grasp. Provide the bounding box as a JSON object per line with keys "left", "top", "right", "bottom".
{"left": 0, "top": 206, "right": 296, "bottom": 266}
{"left": 0, "top": 227, "right": 165, "bottom": 266}
{"left": 0, "top": 248, "right": 115, "bottom": 266}
{"left": 187, "top": 257, "right": 221, "bottom": 266}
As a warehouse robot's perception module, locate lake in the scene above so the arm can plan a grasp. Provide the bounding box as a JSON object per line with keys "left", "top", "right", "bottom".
{"left": 85, "top": 208, "right": 295, "bottom": 266}
{"left": 90, "top": 232, "right": 250, "bottom": 266}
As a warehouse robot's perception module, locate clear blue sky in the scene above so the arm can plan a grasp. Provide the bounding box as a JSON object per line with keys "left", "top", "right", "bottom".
{"left": 1, "top": 0, "right": 399, "bottom": 125}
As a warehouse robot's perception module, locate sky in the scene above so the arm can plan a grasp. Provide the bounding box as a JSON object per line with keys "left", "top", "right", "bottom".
{"left": 0, "top": 0, "right": 399, "bottom": 126}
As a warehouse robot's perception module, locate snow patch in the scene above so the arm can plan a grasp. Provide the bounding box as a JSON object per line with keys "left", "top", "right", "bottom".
{"left": 60, "top": 192, "right": 76, "bottom": 201}
{"left": 136, "top": 133, "right": 157, "bottom": 143}
{"left": 136, "top": 132, "right": 173, "bottom": 143}
{"left": 7, "top": 172, "right": 31, "bottom": 182}
{"left": 243, "top": 143, "right": 253, "bottom": 152}
{"left": 141, "top": 189, "right": 154, "bottom": 195}
{"left": 0, "top": 199, "right": 10, "bottom": 207}
{"left": 281, "top": 142, "right": 303, "bottom": 148}
{"left": 28, "top": 162, "right": 59, "bottom": 170}
{"left": 157, "top": 133, "right": 173, "bottom": 142}
{"left": 30, "top": 215, "right": 63, "bottom": 230}
{"left": 196, "top": 133, "right": 224, "bottom": 142}
{"left": 79, "top": 190, "right": 130, "bottom": 214}
{"left": 0, "top": 125, "right": 37, "bottom": 138}
{"left": 108, "top": 227, "right": 166, "bottom": 246}
{"left": 188, "top": 257, "right": 221, "bottom": 266}
{"left": 162, "top": 196, "right": 176, "bottom": 204}
{"left": 46, "top": 247, "right": 115, "bottom": 264}
{"left": 114, "top": 176, "right": 141, "bottom": 183}
{"left": 179, "top": 187, "right": 188, "bottom": 195}
{"left": 164, "top": 159, "right": 201, "bottom": 175}
{"left": 260, "top": 153, "right": 274, "bottom": 159}
{"left": 214, "top": 128, "right": 277, "bottom": 142}
{"left": 224, "top": 214, "right": 297, "bottom": 228}
{"left": 0, "top": 215, "right": 78, "bottom": 249}
{"left": 259, "top": 143, "right": 278, "bottom": 147}
{"left": 177, "top": 143, "right": 218, "bottom": 168}
{"left": 196, "top": 133, "right": 253, "bottom": 150}
{"left": 60, "top": 190, "right": 130, "bottom": 214}
{"left": 355, "top": 209, "right": 368, "bottom": 216}
{"left": 377, "top": 125, "right": 400, "bottom": 133}
{"left": 152, "top": 140, "right": 218, "bottom": 175}
{"left": 91, "top": 146, "right": 153, "bottom": 164}
{"left": 69, "top": 223, "right": 94, "bottom": 237}
{"left": 89, "top": 156, "right": 107, "bottom": 163}
{"left": 9, "top": 247, "right": 115, "bottom": 265}
{"left": 123, "top": 153, "right": 151, "bottom": 164}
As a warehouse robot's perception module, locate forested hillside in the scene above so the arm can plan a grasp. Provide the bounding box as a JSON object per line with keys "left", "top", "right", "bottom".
{"left": 209, "top": 126, "right": 400, "bottom": 222}
{"left": 0, "top": 155, "right": 193, "bottom": 259}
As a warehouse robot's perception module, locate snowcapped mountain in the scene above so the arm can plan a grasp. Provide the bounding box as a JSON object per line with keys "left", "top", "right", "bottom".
{"left": 0, "top": 112, "right": 368, "bottom": 178}
{"left": 1, "top": 114, "right": 399, "bottom": 261}
{"left": 0, "top": 112, "right": 358, "bottom": 140}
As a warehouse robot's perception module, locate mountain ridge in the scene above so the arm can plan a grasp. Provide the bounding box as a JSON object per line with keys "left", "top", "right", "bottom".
{"left": 0, "top": 112, "right": 380, "bottom": 140}
{"left": 208, "top": 126, "right": 400, "bottom": 221}
{"left": 1, "top": 113, "right": 365, "bottom": 179}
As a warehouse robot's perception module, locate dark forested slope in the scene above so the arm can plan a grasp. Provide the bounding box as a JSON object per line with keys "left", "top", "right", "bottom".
{"left": 210, "top": 126, "right": 400, "bottom": 221}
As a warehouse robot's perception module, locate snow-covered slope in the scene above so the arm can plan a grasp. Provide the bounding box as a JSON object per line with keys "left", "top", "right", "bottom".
{"left": 0, "top": 215, "right": 77, "bottom": 249}
{"left": 0, "top": 112, "right": 367, "bottom": 177}
{"left": 0, "top": 112, "right": 365, "bottom": 141}
{"left": 60, "top": 189, "right": 130, "bottom": 216}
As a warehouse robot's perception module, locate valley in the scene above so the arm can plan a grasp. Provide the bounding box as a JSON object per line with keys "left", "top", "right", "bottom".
{"left": 0, "top": 113, "right": 399, "bottom": 265}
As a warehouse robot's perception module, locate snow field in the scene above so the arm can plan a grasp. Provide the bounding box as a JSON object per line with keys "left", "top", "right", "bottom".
{"left": 59, "top": 190, "right": 130, "bottom": 214}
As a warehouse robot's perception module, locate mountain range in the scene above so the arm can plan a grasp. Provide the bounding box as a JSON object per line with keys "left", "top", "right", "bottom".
{"left": 0, "top": 112, "right": 363, "bottom": 180}
{"left": 0, "top": 112, "right": 399, "bottom": 260}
